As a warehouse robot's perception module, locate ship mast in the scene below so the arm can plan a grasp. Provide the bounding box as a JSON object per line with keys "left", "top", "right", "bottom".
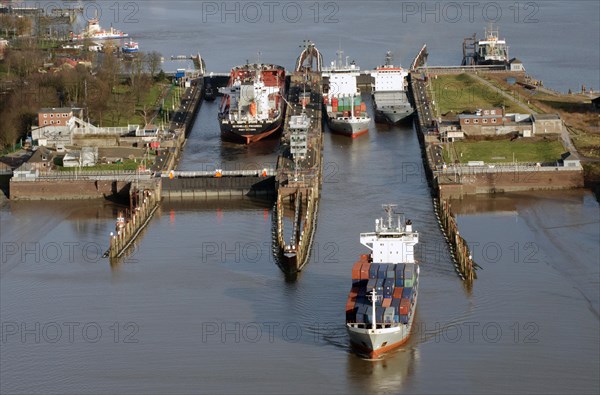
{"left": 369, "top": 288, "right": 378, "bottom": 330}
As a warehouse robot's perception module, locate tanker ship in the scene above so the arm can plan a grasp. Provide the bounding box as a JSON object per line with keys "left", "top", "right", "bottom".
{"left": 218, "top": 63, "right": 285, "bottom": 144}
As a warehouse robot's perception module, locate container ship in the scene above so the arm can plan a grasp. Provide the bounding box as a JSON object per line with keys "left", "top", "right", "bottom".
{"left": 218, "top": 63, "right": 285, "bottom": 144}
{"left": 70, "top": 17, "right": 129, "bottom": 41}
{"left": 370, "top": 51, "right": 413, "bottom": 124}
{"left": 346, "top": 204, "right": 420, "bottom": 358}
{"left": 322, "top": 51, "right": 370, "bottom": 138}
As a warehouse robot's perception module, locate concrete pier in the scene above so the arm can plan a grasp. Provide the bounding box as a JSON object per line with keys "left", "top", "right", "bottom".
{"left": 108, "top": 181, "right": 161, "bottom": 261}
{"left": 274, "top": 67, "right": 324, "bottom": 275}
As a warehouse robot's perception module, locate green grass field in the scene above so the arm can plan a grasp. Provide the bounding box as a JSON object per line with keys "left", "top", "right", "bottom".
{"left": 442, "top": 139, "right": 566, "bottom": 164}
{"left": 431, "top": 74, "right": 522, "bottom": 114}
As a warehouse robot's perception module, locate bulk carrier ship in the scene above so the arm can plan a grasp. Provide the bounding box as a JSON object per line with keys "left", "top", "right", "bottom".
{"left": 370, "top": 51, "right": 413, "bottom": 124}
{"left": 346, "top": 205, "right": 420, "bottom": 358}
{"left": 218, "top": 63, "right": 285, "bottom": 144}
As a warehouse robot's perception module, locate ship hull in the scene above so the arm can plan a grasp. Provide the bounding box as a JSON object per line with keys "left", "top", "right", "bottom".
{"left": 374, "top": 108, "right": 413, "bottom": 125}
{"left": 219, "top": 64, "right": 286, "bottom": 145}
{"left": 347, "top": 325, "right": 411, "bottom": 358}
{"left": 372, "top": 91, "right": 414, "bottom": 125}
{"left": 220, "top": 117, "right": 283, "bottom": 144}
{"left": 347, "top": 289, "right": 418, "bottom": 358}
{"left": 476, "top": 59, "right": 508, "bottom": 67}
{"left": 327, "top": 116, "right": 370, "bottom": 138}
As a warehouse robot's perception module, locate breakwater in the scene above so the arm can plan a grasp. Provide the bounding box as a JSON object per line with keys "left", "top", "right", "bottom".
{"left": 107, "top": 181, "right": 161, "bottom": 261}
{"left": 274, "top": 68, "right": 324, "bottom": 275}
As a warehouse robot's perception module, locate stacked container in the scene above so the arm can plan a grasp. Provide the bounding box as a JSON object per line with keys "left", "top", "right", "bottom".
{"left": 347, "top": 256, "right": 416, "bottom": 327}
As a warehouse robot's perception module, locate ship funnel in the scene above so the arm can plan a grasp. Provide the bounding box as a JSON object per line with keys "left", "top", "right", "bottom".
{"left": 405, "top": 219, "right": 412, "bottom": 232}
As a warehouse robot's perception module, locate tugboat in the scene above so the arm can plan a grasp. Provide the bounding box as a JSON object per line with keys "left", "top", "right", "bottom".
{"left": 121, "top": 39, "right": 139, "bottom": 54}
{"left": 346, "top": 204, "right": 420, "bottom": 358}
{"left": 204, "top": 82, "right": 216, "bottom": 101}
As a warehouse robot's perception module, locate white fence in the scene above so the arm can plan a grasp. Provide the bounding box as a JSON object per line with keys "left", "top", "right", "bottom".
{"left": 435, "top": 163, "right": 582, "bottom": 176}
{"left": 13, "top": 170, "right": 152, "bottom": 182}
{"left": 162, "top": 169, "right": 276, "bottom": 178}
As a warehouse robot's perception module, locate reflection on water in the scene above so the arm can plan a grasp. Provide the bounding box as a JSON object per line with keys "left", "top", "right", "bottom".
{"left": 347, "top": 346, "right": 418, "bottom": 393}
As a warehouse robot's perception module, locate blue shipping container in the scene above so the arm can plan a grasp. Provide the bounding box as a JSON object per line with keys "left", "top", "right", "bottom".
{"left": 400, "top": 315, "right": 409, "bottom": 324}
{"left": 402, "top": 287, "right": 413, "bottom": 299}
{"left": 367, "top": 278, "right": 376, "bottom": 290}
{"left": 395, "top": 277, "right": 404, "bottom": 287}
{"left": 369, "top": 264, "right": 379, "bottom": 279}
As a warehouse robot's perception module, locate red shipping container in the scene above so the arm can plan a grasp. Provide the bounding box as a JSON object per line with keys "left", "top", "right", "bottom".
{"left": 352, "top": 262, "right": 362, "bottom": 280}
{"left": 346, "top": 297, "right": 356, "bottom": 313}
{"left": 399, "top": 298, "right": 410, "bottom": 315}
{"left": 350, "top": 286, "right": 359, "bottom": 297}
{"left": 360, "top": 254, "right": 370, "bottom": 262}
{"left": 393, "top": 287, "right": 403, "bottom": 298}
{"left": 382, "top": 298, "right": 392, "bottom": 307}
{"left": 360, "top": 262, "right": 370, "bottom": 280}
{"left": 331, "top": 97, "right": 339, "bottom": 106}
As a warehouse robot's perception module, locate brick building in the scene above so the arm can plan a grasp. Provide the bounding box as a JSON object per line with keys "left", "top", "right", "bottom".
{"left": 38, "top": 108, "right": 74, "bottom": 127}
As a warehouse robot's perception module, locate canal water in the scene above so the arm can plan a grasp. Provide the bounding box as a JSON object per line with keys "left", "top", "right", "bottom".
{"left": 2, "top": 1, "right": 599, "bottom": 394}
{"left": 2, "top": 94, "right": 598, "bottom": 394}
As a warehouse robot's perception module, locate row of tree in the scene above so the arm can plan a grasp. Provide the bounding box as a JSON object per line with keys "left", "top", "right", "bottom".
{"left": 0, "top": 45, "right": 166, "bottom": 149}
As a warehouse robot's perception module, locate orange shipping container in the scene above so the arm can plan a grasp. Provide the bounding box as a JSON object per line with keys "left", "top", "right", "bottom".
{"left": 360, "top": 254, "right": 370, "bottom": 262}
{"left": 382, "top": 298, "right": 392, "bottom": 307}
{"left": 359, "top": 262, "right": 370, "bottom": 280}
{"left": 352, "top": 262, "right": 362, "bottom": 280}
{"left": 393, "top": 287, "right": 403, "bottom": 298}
{"left": 360, "top": 102, "right": 367, "bottom": 111}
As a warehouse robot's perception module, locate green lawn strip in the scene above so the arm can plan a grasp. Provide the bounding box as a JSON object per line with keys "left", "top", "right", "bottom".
{"left": 442, "top": 139, "right": 565, "bottom": 164}
{"left": 431, "top": 74, "right": 522, "bottom": 115}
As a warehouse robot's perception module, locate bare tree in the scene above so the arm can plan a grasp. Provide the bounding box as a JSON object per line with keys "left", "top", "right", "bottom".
{"left": 145, "top": 51, "right": 162, "bottom": 79}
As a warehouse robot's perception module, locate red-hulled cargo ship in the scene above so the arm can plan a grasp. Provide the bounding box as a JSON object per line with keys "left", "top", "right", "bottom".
{"left": 218, "top": 63, "right": 285, "bottom": 144}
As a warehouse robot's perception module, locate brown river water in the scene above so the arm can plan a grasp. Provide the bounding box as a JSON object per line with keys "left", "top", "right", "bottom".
{"left": 1, "top": 1, "right": 599, "bottom": 393}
